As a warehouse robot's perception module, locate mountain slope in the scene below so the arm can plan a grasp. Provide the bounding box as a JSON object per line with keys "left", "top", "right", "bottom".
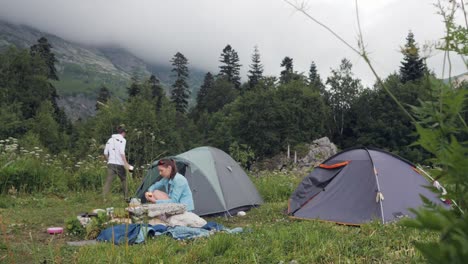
{"left": 0, "top": 20, "right": 204, "bottom": 120}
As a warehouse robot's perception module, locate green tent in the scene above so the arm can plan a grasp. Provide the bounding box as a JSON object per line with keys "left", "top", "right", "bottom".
{"left": 134, "top": 146, "right": 263, "bottom": 216}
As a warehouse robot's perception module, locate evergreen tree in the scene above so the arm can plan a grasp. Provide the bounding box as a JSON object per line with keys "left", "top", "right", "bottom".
{"left": 96, "top": 85, "right": 111, "bottom": 110}
{"left": 170, "top": 52, "right": 190, "bottom": 113}
{"left": 127, "top": 76, "right": 141, "bottom": 97}
{"left": 219, "top": 44, "right": 242, "bottom": 89}
{"left": 196, "top": 72, "right": 215, "bottom": 111}
{"left": 308, "top": 61, "right": 325, "bottom": 93}
{"left": 280, "top": 56, "right": 294, "bottom": 84}
{"left": 247, "top": 45, "right": 264, "bottom": 90}
{"left": 30, "top": 37, "right": 59, "bottom": 81}
{"left": 1, "top": 47, "right": 53, "bottom": 120}
{"left": 30, "top": 37, "right": 68, "bottom": 130}
{"left": 148, "top": 74, "right": 164, "bottom": 110}
{"left": 399, "top": 31, "right": 427, "bottom": 83}
{"left": 201, "top": 77, "right": 238, "bottom": 114}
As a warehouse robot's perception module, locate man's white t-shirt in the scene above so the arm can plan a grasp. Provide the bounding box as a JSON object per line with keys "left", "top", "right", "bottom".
{"left": 104, "top": 134, "right": 126, "bottom": 165}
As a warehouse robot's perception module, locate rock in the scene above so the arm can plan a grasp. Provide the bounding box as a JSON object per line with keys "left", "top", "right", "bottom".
{"left": 250, "top": 137, "right": 337, "bottom": 173}
{"left": 298, "top": 137, "right": 337, "bottom": 169}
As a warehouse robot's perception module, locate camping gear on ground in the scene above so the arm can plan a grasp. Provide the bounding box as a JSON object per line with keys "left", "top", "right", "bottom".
{"left": 96, "top": 222, "right": 243, "bottom": 245}
{"left": 47, "top": 227, "right": 63, "bottom": 234}
{"left": 134, "top": 146, "right": 263, "bottom": 216}
{"left": 288, "top": 147, "right": 450, "bottom": 225}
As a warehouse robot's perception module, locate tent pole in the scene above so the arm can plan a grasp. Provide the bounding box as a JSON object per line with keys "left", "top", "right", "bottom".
{"left": 364, "top": 148, "right": 385, "bottom": 224}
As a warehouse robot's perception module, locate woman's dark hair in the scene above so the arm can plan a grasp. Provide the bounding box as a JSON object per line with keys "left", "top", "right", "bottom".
{"left": 157, "top": 158, "right": 177, "bottom": 179}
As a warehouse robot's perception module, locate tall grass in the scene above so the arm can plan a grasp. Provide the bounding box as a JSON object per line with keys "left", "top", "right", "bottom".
{"left": 0, "top": 137, "right": 142, "bottom": 195}
{"left": 251, "top": 171, "right": 303, "bottom": 203}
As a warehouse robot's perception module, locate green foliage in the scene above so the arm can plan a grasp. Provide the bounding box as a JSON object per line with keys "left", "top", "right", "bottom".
{"left": 0, "top": 103, "right": 26, "bottom": 138}
{"left": 342, "top": 74, "right": 433, "bottom": 162}
{"left": 170, "top": 52, "right": 190, "bottom": 113}
{"left": 280, "top": 56, "right": 294, "bottom": 84}
{"left": 326, "top": 58, "right": 363, "bottom": 140}
{"left": 402, "top": 205, "right": 468, "bottom": 263}
{"left": 400, "top": 3, "right": 468, "bottom": 262}
{"left": 251, "top": 172, "right": 302, "bottom": 203}
{"left": 65, "top": 216, "right": 86, "bottom": 238}
{"left": 197, "top": 76, "right": 238, "bottom": 114}
{"left": 96, "top": 84, "right": 111, "bottom": 110}
{"left": 399, "top": 31, "right": 427, "bottom": 83}
{"left": 85, "top": 211, "right": 110, "bottom": 239}
{"left": 219, "top": 44, "right": 242, "bottom": 89}
{"left": 30, "top": 37, "right": 59, "bottom": 81}
{"left": 31, "top": 101, "right": 62, "bottom": 153}
{"left": 204, "top": 79, "right": 328, "bottom": 158}
{"left": 247, "top": 45, "right": 264, "bottom": 90}
{"left": 308, "top": 60, "right": 325, "bottom": 93}
{"left": 229, "top": 141, "right": 255, "bottom": 168}
{"left": 0, "top": 46, "right": 51, "bottom": 120}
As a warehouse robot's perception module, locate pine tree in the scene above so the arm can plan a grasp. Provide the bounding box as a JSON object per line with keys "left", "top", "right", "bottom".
{"left": 247, "top": 45, "right": 264, "bottom": 90}
{"left": 399, "top": 31, "right": 427, "bottom": 83}
{"left": 127, "top": 76, "right": 141, "bottom": 97}
{"left": 170, "top": 52, "right": 190, "bottom": 113}
{"left": 148, "top": 74, "right": 164, "bottom": 110}
{"left": 29, "top": 39, "right": 70, "bottom": 132}
{"left": 219, "top": 44, "right": 242, "bottom": 89}
{"left": 308, "top": 61, "right": 325, "bottom": 93}
{"left": 196, "top": 72, "right": 214, "bottom": 111}
{"left": 280, "top": 56, "right": 294, "bottom": 84}
{"left": 96, "top": 85, "right": 111, "bottom": 110}
{"left": 30, "top": 37, "right": 59, "bottom": 80}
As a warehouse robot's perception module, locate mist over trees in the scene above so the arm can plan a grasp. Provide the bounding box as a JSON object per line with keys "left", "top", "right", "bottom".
{"left": 1, "top": 33, "right": 463, "bottom": 168}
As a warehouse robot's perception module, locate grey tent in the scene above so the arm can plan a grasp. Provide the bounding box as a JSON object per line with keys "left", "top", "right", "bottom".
{"left": 135, "top": 146, "right": 263, "bottom": 216}
{"left": 288, "top": 147, "right": 449, "bottom": 225}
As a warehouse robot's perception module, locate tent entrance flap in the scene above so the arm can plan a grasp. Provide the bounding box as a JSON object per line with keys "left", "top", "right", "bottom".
{"left": 288, "top": 165, "right": 346, "bottom": 214}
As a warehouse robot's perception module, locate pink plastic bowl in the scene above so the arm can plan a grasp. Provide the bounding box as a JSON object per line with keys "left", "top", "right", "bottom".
{"left": 47, "top": 227, "right": 63, "bottom": 234}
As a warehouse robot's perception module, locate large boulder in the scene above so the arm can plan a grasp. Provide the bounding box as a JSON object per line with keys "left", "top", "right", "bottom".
{"left": 250, "top": 137, "right": 338, "bottom": 173}
{"left": 297, "top": 137, "right": 338, "bottom": 169}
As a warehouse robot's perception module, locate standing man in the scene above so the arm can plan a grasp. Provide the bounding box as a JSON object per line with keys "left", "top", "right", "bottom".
{"left": 103, "top": 125, "right": 130, "bottom": 201}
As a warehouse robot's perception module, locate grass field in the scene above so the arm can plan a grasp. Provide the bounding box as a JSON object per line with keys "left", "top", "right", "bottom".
{"left": 0, "top": 172, "right": 436, "bottom": 263}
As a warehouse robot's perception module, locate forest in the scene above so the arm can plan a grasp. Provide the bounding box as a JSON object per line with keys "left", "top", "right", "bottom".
{"left": 0, "top": 31, "right": 450, "bottom": 172}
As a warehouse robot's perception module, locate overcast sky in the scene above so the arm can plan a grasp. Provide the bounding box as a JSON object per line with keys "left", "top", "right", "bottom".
{"left": 0, "top": 0, "right": 466, "bottom": 86}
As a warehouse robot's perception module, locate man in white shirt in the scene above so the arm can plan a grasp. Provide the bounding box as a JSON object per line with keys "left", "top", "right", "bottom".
{"left": 103, "top": 126, "right": 130, "bottom": 200}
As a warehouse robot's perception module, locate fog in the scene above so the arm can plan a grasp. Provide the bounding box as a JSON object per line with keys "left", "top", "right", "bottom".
{"left": 0, "top": 0, "right": 466, "bottom": 86}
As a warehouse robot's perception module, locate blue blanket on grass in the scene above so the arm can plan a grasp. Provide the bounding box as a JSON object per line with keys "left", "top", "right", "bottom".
{"left": 97, "top": 222, "right": 243, "bottom": 245}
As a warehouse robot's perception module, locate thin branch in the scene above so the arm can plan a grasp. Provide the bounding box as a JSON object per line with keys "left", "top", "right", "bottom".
{"left": 355, "top": 0, "right": 365, "bottom": 51}
{"left": 283, "top": 0, "right": 361, "bottom": 55}
{"left": 283, "top": 0, "right": 416, "bottom": 123}
{"left": 460, "top": 0, "right": 468, "bottom": 29}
